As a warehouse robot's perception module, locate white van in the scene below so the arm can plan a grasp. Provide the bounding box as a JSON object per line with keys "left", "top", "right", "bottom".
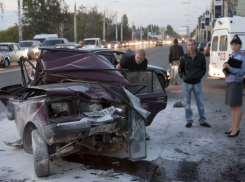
{"left": 33, "top": 34, "right": 58, "bottom": 43}
{"left": 83, "top": 38, "right": 102, "bottom": 48}
{"left": 209, "top": 15, "right": 245, "bottom": 78}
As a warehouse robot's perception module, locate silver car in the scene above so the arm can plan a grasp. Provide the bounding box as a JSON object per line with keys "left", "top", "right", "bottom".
{"left": 0, "top": 43, "right": 27, "bottom": 68}
{"left": 19, "top": 40, "right": 41, "bottom": 60}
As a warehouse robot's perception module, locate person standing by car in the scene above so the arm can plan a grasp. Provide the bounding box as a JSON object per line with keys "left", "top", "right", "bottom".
{"left": 169, "top": 38, "right": 184, "bottom": 85}
{"left": 178, "top": 38, "right": 211, "bottom": 128}
{"left": 116, "top": 49, "right": 148, "bottom": 71}
{"left": 78, "top": 40, "right": 84, "bottom": 48}
{"left": 223, "top": 34, "right": 245, "bottom": 137}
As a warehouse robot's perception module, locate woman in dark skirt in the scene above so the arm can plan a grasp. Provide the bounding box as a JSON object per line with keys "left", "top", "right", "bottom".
{"left": 223, "top": 34, "right": 245, "bottom": 137}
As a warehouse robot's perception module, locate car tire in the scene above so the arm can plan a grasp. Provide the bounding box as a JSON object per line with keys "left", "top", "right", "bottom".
{"left": 32, "top": 129, "right": 50, "bottom": 177}
{"left": 3, "top": 59, "right": 9, "bottom": 68}
{"left": 31, "top": 52, "right": 35, "bottom": 60}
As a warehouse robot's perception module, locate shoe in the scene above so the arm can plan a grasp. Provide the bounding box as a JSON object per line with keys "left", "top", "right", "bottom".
{"left": 200, "top": 122, "right": 211, "bottom": 127}
{"left": 174, "top": 83, "right": 178, "bottom": 85}
{"left": 145, "top": 133, "right": 150, "bottom": 140}
{"left": 224, "top": 131, "right": 232, "bottom": 134}
{"left": 227, "top": 130, "right": 240, "bottom": 137}
{"left": 185, "top": 123, "right": 192, "bottom": 128}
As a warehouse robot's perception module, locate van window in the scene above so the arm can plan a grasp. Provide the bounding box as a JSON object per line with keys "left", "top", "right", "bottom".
{"left": 84, "top": 40, "right": 96, "bottom": 45}
{"left": 219, "top": 35, "right": 227, "bottom": 51}
{"left": 212, "top": 36, "right": 218, "bottom": 51}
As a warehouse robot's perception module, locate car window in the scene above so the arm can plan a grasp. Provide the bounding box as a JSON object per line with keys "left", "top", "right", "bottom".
{"left": 219, "top": 35, "right": 227, "bottom": 51}
{"left": 13, "top": 44, "right": 20, "bottom": 50}
{"left": 84, "top": 40, "right": 96, "bottom": 45}
{"left": 212, "top": 36, "right": 218, "bottom": 51}
{"left": 19, "top": 42, "right": 33, "bottom": 47}
{"left": 126, "top": 71, "right": 163, "bottom": 94}
{"left": 42, "top": 40, "right": 62, "bottom": 46}
{"left": 0, "top": 45, "right": 9, "bottom": 51}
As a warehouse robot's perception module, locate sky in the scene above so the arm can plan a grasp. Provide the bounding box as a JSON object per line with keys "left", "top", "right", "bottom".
{"left": 0, "top": 0, "right": 210, "bottom": 34}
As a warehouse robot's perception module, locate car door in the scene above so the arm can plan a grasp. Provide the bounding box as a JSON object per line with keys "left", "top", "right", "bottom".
{"left": 125, "top": 70, "right": 167, "bottom": 161}
{"left": 13, "top": 44, "right": 22, "bottom": 61}
{"left": 125, "top": 70, "right": 167, "bottom": 126}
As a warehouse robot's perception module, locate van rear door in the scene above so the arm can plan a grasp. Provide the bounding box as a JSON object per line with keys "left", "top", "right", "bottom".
{"left": 210, "top": 29, "right": 229, "bottom": 77}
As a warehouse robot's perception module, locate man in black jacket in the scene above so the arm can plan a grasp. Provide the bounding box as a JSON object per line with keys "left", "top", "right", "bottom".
{"left": 169, "top": 38, "right": 184, "bottom": 85}
{"left": 178, "top": 38, "right": 211, "bottom": 128}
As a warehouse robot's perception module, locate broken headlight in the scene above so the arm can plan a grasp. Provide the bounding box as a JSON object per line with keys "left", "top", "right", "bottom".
{"left": 48, "top": 100, "right": 76, "bottom": 119}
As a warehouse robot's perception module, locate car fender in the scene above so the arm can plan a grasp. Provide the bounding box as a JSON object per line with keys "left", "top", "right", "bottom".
{"left": 22, "top": 121, "right": 37, "bottom": 154}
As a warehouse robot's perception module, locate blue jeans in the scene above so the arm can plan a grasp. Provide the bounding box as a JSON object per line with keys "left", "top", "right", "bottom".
{"left": 182, "top": 82, "right": 206, "bottom": 124}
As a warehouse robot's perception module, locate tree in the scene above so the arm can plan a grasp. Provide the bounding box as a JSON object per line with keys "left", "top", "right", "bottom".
{"left": 164, "top": 24, "right": 180, "bottom": 39}
{"left": 0, "top": 25, "right": 18, "bottom": 42}
{"left": 76, "top": 5, "right": 103, "bottom": 40}
{"left": 22, "top": 0, "right": 69, "bottom": 40}
{"left": 0, "top": 1, "right": 3, "bottom": 19}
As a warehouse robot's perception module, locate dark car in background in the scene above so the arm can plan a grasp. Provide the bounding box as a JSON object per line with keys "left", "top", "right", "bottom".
{"left": 197, "top": 42, "right": 207, "bottom": 52}
{"left": 155, "top": 41, "right": 163, "bottom": 47}
{"left": 204, "top": 42, "right": 211, "bottom": 56}
{"left": 0, "top": 47, "right": 169, "bottom": 177}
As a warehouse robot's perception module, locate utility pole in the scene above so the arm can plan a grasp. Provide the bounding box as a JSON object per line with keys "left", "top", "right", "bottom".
{"left": 224, "top": 0, "right": 228, "bottom": 17}
{"left": 121, "top": 16, "right": 123, "bottom": 41}
{"left": 116, "top": 12, "right": 118, "bottom": 41}
{"left": 74, "top": 2, "right": 77, "bottom": 43}
{"left": 18, "top": 0, "right": 22, "bottom": 41}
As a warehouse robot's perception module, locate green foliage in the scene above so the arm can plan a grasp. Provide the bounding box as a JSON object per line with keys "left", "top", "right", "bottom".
{"left": 164, "top": 24, "right": 180, "bottom": 39}
{"left": 0, "top": 25, "right": 19, "bottom": 42}
{"left": 22, "top": 0, "right": 69, "bottom": 40}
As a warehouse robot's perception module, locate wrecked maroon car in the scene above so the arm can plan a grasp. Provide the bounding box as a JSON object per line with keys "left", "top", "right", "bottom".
{"left": 0, "top": 48, "right": 167, "bottom": 177}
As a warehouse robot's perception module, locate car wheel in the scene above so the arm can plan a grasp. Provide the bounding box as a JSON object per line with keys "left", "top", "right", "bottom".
{"left": 3, "top": 59, "right": 9, "bottom": 68}
{"left": 31, "top": 52, "right": 35, "bottom": 60}
{"left": 32, "top": 129, "right": 50, "bottom": 177}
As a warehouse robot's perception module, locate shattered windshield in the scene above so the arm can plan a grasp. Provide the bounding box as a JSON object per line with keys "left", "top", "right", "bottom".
{"left": 126, "top": 71, "right": 163, "bottom": 94}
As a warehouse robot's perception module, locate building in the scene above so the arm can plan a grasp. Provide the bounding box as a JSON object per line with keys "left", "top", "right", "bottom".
{"left": 211, "top": 0, "right": 245, "bottom": 23}
{"left": 178, "top": 26, "right": 189, "bottom": 38}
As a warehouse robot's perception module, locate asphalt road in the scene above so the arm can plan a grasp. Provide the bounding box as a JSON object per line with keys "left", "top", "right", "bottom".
{"left": 1, "top": 44, "right": 245, "bottom": 181}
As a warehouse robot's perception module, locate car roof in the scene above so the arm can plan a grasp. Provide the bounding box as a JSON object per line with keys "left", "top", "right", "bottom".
{"left": 0, "top": 42, "right": 17, "bottom": 45}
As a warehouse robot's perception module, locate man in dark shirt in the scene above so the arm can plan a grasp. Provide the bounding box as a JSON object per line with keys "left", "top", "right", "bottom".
{"left": 116, "top": 49, "right": 148, "bottom": 70}
{"left": 178, "top": 38, "right": 211, "bottom": 128}
{"left": 169, "top": 38, "right": 184, "bottom": 85}
{"left": 78, "top": 40, "right": 84, "bottom": 48}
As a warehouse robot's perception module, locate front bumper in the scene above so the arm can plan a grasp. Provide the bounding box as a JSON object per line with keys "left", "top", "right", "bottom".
{"left": 45, "top": 119, "right": 91, "bottom": 139}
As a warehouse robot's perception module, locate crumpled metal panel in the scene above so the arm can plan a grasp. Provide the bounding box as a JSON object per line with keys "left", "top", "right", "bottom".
{"left": 20, "top": 82, "right": 127, "bottom": 103}
{"left": 123, "top": 88, "right": 151, "bottom": 161}
{"left": 40, "top": 50, "right": 130, "bottom": 87}
{"left": 84, "top": 106, "right": 116, "bottom": 117}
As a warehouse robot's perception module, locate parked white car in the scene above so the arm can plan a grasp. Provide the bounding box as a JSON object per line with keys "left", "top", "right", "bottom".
{"left": 0, "top": 43, "right": 27, "bottom": 68}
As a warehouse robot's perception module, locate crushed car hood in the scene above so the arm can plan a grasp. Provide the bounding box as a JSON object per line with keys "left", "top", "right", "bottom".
{"left": 40, "top": 50, "right": 129, "bottom": 87}
{"left": 19, "top": 82, "right": 127, "bottom": 103}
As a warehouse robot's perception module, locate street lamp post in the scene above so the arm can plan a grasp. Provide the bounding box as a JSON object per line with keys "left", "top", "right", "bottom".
{"left": 103, "top": 1, "right": 117, "bottom": 41}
